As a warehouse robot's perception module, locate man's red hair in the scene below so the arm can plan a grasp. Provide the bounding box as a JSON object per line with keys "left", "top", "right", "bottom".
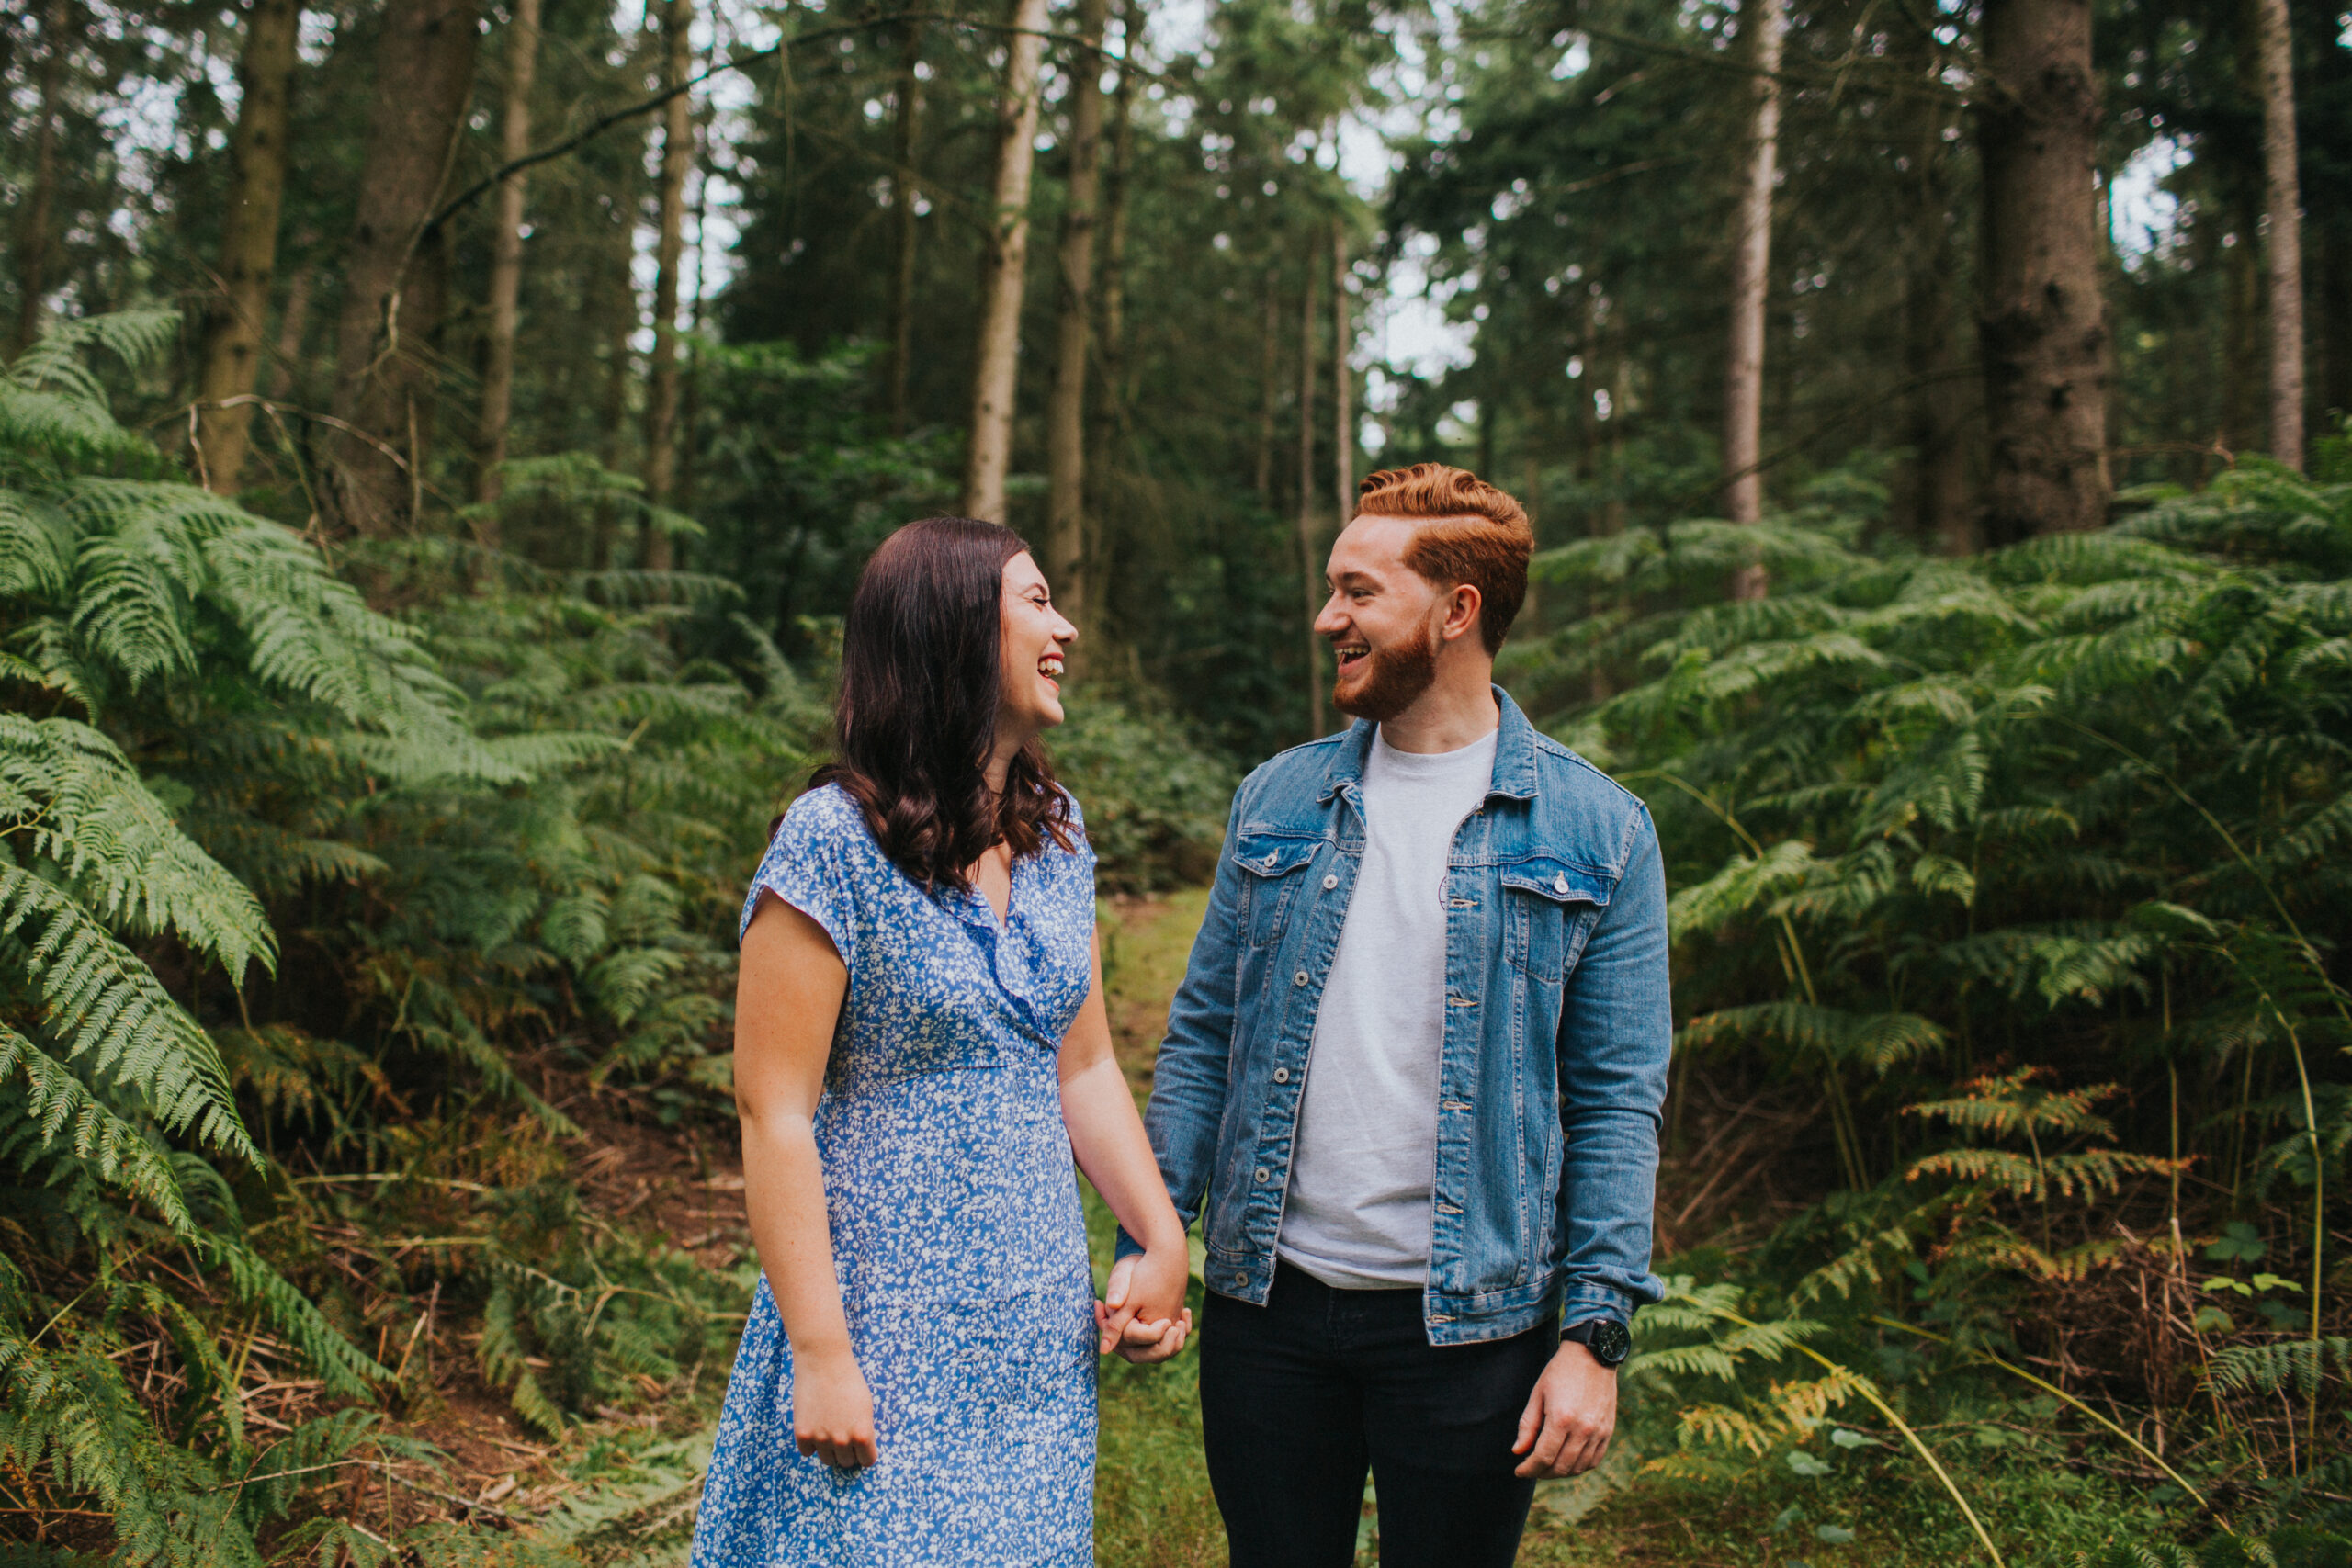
{"left": 1351, "top": 463, "right": 1533, "bottom": 654}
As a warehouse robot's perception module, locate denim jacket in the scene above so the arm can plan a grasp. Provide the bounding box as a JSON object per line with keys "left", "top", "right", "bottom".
{"left": 1119, "top": 688, "right": 1671, "bottom": 1347}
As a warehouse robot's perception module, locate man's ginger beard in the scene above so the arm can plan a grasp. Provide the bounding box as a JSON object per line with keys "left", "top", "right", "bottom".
{"left": 1331, "top": 615, "right": 1442, "bottom": 723}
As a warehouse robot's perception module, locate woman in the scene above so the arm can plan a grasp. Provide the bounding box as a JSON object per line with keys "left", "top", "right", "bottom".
{"left": 692, "top": 518, "right": 1194, "bottom": 1567}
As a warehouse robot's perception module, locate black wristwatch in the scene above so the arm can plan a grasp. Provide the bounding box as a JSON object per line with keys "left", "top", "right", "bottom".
{"left": 1561, "top": 1316, "right": 1632, "bottom": 1368}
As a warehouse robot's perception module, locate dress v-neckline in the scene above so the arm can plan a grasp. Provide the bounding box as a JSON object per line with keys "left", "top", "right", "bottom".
{"left": 970, "top": 844, "right": 1016, "bottom": 930}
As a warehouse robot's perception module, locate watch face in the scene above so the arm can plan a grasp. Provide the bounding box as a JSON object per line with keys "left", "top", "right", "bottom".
{"left": 1589, "top": 1318, "right": 1632, "bottom": 1366}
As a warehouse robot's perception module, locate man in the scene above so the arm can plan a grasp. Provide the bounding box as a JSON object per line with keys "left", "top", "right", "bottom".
{"left": 1107, "top": 462, "right": 1672, "bottom": 1567}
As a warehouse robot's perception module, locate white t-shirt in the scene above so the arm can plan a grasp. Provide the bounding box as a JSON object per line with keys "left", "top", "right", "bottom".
{"left": 1277, "top": 723, "right": 1499, "bottom": 1289}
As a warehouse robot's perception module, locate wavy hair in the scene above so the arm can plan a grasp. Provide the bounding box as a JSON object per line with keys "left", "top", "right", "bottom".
{"left": 1353, "top": 463, "right": 1533, "bottom": 654}
{"left": 810, "top": 517, "right": 1072, "bottom": 892}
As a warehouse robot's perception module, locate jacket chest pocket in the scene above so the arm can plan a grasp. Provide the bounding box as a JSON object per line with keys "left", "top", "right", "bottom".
{"left": 1499, "top": 856, "right": 1611, "bottom": 982}
{"left": 1234, "top": 836, "right": 1320, "bottom": 949}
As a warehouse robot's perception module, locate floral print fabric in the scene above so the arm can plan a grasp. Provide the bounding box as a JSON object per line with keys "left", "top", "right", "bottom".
{"left": 690, "top": 784, "right": 1101, "bottom": 1567}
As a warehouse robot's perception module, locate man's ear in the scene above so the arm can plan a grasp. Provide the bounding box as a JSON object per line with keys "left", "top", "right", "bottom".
{"left": 1438, "top": 582, "right": 1484, "bottom": 644}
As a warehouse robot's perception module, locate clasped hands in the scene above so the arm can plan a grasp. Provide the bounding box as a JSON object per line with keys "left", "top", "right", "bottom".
{"left": 1095, "top": 1244, "right": 1193, "bottom": 1362}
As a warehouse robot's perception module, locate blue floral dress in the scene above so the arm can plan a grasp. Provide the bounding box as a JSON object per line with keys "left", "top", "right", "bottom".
{"left": 691, "top": 784, "right": 1101, "bottom": 1568}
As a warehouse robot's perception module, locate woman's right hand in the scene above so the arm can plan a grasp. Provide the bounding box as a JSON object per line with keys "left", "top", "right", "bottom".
{"left": 793, "top": 1346, "right": 879, "bottom": 1469}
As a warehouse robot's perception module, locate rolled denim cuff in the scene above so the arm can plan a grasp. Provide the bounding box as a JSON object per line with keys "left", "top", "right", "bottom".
{"left": 1558, "top": 1280, "right": 1637, "bottom": 1329}
{"left": 1113, "top": 1225, "right": 1147, "bottom": 1264}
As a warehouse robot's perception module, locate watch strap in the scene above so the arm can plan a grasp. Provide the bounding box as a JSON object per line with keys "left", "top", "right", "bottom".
{"left": 1559, "top": 1315, "right": 1632, "bottom": 1366}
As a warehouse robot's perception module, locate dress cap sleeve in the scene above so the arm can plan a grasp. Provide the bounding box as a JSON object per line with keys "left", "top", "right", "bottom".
{"left": 741, "top": 785, "right": 864, "bottom": 975}
{"left": 1055, "top": 785, "right": 1095, "bottom": 874}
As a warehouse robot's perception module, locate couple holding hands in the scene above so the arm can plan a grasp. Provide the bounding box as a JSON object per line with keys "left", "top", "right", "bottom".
{"left": 691, "top": 464, "right": 1673, "bottom": 1567}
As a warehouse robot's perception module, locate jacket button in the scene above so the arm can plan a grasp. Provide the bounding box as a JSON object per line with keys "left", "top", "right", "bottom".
{"left": 1255, "top": 1167, "right": 1271, "bottom": 1183}
{"left": 1272, "top": 1067, "right": 1290, "bottom": 1083}
{"left": 1321, "top": 874, "right": 1338, "bottom": 890}
{"left": 1554, "top": 874, "right": 1569, "bottom": 894}
{"left": 1293, "top": 969, "right": 1309, "bottom": 987}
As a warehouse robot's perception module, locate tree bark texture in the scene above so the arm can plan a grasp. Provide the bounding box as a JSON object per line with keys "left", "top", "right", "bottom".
{"left": 472, "top": 0, "right": 544, "bottom": 514}
{"left": 2222, "top": 216, "right": 2260, "bottom": 451}
{"left": 326, "top": 0, "right": 483, "bottom": 536}
{"left": 1043, "top": 0, "right": 1108, "bottom": 649}
{"left": 266, "top": 262, "right": 312, "bottom": 400}
{"left": 2252, "top": 0, "right": 2305, "bottom": 469}
{"left": 1095, "top": 6, "right": 1135, "bottom": 423}
{"left": 1255, "top": 269, "right": 1280, "bottom": 500}
{"left": 1898, "top": 42, "right": 1976, "bottom": 554}
{"left": 1975, "top": 0, "right": 2111, "bottom": 542}
{"left": 1296, "top": 265, "right": 1324, "bottom": 741}
{"left": 1723, "top": 0, "right": 1781, "bottom": 598}
{"left": 960, "top": 0, "right": 1052, "bottom": 524}
{"left": 194, "top": 0, "right": 300, "bottom": 493}
{"left": 1333, "top": 225, "right": 1354, "bottom": 522}
{"left": 2322, "top": 221, "right": 2352, "bottom": 423}
{"left": 886, "top": 17, "right": 926, "bottom": 437}
{"left": 640, "top": 0, "right": 696, "bottom": 571}
{"left": 11, "top": 0, "right": 71, "bottom": 359}
{"left": 1084, "top": 4, "right": 1136, "bottom": 628}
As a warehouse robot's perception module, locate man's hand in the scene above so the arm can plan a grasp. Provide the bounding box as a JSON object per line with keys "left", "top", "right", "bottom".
{"left": 1511, "top": 1338, "right": 1617, "bottom": 1478}
{"left": 1098, "top": 1251, "right": 1193, "bottom": 1362}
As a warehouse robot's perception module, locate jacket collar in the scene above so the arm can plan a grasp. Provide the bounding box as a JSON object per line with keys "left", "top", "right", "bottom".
{"left": 1317, "top": 684, "right": 1543, "bottom": 804}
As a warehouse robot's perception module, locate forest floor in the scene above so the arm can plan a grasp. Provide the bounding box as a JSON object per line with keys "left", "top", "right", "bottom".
{"left": 396, "top": 889, "right": 1917, "bottom": 1565}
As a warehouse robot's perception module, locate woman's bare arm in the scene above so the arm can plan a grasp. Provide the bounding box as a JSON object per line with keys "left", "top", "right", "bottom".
{"left": 1059, "top": 933, "right": 1193, "bottom": 1361}
{"left": 736, "top": 893, "right": 876, "bottom": 1466}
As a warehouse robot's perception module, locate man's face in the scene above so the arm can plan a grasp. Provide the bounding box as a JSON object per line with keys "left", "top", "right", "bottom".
{"left": 1315, "top": 514, "right": 1449, "bottom": 722}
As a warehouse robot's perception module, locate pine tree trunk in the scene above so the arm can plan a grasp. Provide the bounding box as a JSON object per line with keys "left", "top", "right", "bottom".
{"left": 1095, "top": 5, "right": 1135, "bottom": 423}
{"left": 1043, "top": 0, "right": 1108, "bottom": 648}
{"left": 1899, "top": 57, "right": 1976, "bottom": 554}
{"left": 266, "top": 262, "right": 312, "bottom": 399}
{"left": 10, "top": 0, "right": 70, "bottom": 359}
{"left": 640, "top": 0, "right": 695, "bottom": 570}
{"left": 1723, "top": 0, "right": 1781, "bottom": 598}
{"left": 1332, "top": 224, "right": 1354, "bottom": 521}
{"left": 1521, "top": 446, "right": 1542, "bottom": 626}
{"left": 679, "top": 96, "right": 710, "bottom": 520}
{"left": 2322, "top": 222, "right": 2352, "bottom": 423}
{"left": 473, "top": 0, "right": 543, "bottom": 514}
{"left": 886, "top": 16, "right": 926, "bottom": 437}
{"left": 193, "top": 0, "right": 299, "bottom": 494}
{"left": 960, "top": 0, "right": 1052, "bottom": 523}
{"left": 1975, "top": 0, "right": 2111, "bottom": 542}
{"left": 1604, "top": 338, "right": 1629, "bottom": 539}
{"left": 1255, "top": 268, "right": 1280, "bottom": 499}
{"left": 1905, "top": 254, "right": 1975, "bottom": 554}
{"left": 326, "top": 0, "right": 483, "bottom": 536}
{"left": 1296, "top": 265, "right": 1323, "bottom": 741}
{"left": 591, "top": 152, "right": 640, "bottom": 571}
{"left": 2253, "top": 0, "right": 2305, "bottom": 470}
{"left": 1086, "top": 6, "right": 1136, "bottom": 632}
{"left": 2223, "top": 212, "right": 2261, "bottom": 452}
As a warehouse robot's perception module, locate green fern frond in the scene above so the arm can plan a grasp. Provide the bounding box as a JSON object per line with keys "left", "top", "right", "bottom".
{"left": 2204, "top": 1337, "right": 2352, "bottom": 1399}
{"left": 0, "top": 869, "right": 256, "bottom": 1165}
{"left": 0, "top": 713, "right": 273, "bottom": 978}
{"left": 0, "top": 1022, "right": 193, "bottom": 1227}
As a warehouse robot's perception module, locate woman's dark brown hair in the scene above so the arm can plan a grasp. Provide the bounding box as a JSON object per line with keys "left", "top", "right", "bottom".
{"left": 810, "top": 517, "right": 1072, "bottom": 892}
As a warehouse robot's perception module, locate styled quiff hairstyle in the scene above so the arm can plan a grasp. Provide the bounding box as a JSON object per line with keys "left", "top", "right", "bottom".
{"left": 1351, "top": 463, "right": 1533, "bottom": 654}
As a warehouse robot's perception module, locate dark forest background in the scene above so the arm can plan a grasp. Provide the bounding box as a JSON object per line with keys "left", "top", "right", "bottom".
{"left": 2, "top": 0, "right": 2350, "bottom": 1560}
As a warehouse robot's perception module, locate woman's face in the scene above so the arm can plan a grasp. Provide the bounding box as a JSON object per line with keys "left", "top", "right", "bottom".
{"left": 998, "top": 551, "right": 1078, "bottom": 738}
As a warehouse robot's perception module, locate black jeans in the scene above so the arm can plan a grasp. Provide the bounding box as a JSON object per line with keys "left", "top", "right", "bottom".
{"left": 1199, "top": 1262, "right": 1555, "bottom": 1568}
